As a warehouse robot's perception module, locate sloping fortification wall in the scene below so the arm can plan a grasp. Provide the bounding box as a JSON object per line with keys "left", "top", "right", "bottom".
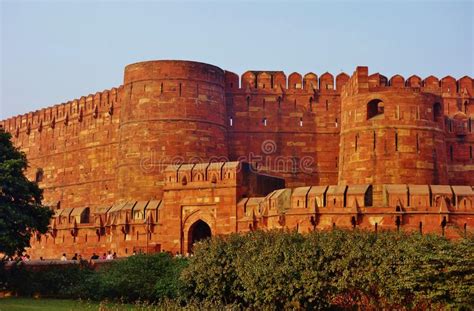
{"left": 1, "top": 88, "right": 122, "bottom": 209}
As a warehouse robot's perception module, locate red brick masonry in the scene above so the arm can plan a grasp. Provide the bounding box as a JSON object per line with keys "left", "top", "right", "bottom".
{"left": 0, "top": 60, "right": 472, "bottom": 258}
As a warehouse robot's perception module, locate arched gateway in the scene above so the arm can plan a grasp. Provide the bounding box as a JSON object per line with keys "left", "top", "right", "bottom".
{"left": 188, "top": 220, "right": 212, "bottom": 253}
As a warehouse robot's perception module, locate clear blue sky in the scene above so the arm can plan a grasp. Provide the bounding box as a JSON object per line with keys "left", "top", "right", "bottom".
{"left": 1, "top": 0, "right": 473, "bottom": 119}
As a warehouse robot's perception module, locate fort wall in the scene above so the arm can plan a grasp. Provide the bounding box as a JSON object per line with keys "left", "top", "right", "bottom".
{"left": 1, "top": 87, "right": 122, "bottom": 209}
{"left": 1, "top": 61, "right": 472, "bottom": 208}
{"left": 0, "top": 60, "right": 473, "bottom": 258}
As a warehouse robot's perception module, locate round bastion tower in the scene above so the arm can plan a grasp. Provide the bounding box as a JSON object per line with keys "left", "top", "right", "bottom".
{"left": 338, "top": 67, "right": 448, "bottom": 204}
{"left": 117, "top": 60, "right": 228, "bottom": 201}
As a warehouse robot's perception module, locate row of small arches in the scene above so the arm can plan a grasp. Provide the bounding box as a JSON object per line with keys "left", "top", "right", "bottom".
{"left": 226, "top": 71, "right": 349, "bottom": 91}
{"left": 226, "top": 71, "right": 473, "bottom": 94}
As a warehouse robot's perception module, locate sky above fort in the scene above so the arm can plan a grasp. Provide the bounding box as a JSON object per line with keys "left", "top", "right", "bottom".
{"left": 1, "top": 0, "right": 473, "bottom": 119}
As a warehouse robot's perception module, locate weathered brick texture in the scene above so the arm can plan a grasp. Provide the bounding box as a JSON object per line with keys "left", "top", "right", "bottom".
{"left": 0, "top": 60, "right": 472, "bottom": 258}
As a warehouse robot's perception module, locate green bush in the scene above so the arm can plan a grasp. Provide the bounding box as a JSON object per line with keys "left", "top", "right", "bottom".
{"left": 2, "top": 261, "right": 95, "bottom": 298}
{"left": 1, "top": 231, "right": 472, "bottom": 309}
{"left": 1, "top": 253, "right": 187, "bottom": 303}
{"left": 94, "top": 253, "right": 187, "bottom": 302}
{"left": 181, "top": 230, "right": 474, "bottom": 310}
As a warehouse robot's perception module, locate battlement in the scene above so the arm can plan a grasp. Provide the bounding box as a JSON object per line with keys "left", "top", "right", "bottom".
{"left": 238, "top": 183, "right": 474, "bottom": 236}
{"left": 342, "top": 66, "right": 473, "bottom": 97}
{"left": 244, "top": 184, "right": 474, "bottom": 212}
{"left": 224, "top": 70, "right": 350, "bottom": 93}
{"left": 1, "top": 86, "right": 122, "bottom": 136}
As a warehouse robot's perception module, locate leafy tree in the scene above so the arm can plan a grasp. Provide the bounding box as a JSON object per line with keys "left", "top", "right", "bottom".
{"left": 0, "top": 128, "right": 53, "bottom": 258}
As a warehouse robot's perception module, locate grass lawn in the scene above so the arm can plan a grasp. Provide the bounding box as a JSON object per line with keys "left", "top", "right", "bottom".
{"left": 0, "top": 297, "right": 143, "bottom": 311}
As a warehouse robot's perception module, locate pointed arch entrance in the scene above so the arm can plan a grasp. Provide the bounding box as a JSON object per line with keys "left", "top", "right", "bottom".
{"left": 188, "top": 219, "right": 211, "bottom": 253}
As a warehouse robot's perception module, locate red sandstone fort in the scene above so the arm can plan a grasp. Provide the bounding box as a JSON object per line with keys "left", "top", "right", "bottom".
{"left": 1, "top": 60, "right": 473, "bottom": 258}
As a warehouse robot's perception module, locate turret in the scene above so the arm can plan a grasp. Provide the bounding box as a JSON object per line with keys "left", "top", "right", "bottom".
{"left": 338, "top": 67, "right": 449, "bottom": 204}
{"left": 117, "top": 60, "right": 228, "bottom": 201}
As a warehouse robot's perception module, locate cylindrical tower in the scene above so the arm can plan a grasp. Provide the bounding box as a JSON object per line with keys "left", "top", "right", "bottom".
{"left": 339, "top": 79, "right": 448, "bottom": 190}
{"left": 117, "top": 60, "right": 228, "bottom": 200}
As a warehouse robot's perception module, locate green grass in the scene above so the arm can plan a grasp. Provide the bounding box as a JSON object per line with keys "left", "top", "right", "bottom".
{"left": 0, "top": 297, "right": 143, "bottom": 311}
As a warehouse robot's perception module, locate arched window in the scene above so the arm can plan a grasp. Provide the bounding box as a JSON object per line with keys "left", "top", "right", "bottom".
{"left": 181, "top": 176, "right": 188, "bottom": 186}
{"left": 367, "top": 99, "right": 384, "bottom": 120}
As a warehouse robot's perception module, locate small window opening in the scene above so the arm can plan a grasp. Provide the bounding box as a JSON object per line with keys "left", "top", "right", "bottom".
{"left": 335, "top": 118, "right": 338, "bottom": 128}
{"left": 262, "top": 117, "right": 267, "bottom": 126}
{"left": 181, "top": 176, "right": 187, "bottom": 186}
{"left": 396, "top": 216, "right": 401, "bottom": 232}
{"left": 262, "top": 84, "right": 265, "bottom": 89}
{"left": 441, "top": 216, "right": 447, "bottom": 236}
{"left": 450, "top": 145, "right": 454, "bottom": 161}
{"left": 246, "top": 96, "right": 250, "bottom": 107}
{"left": 355, "top": 134, "right": 358, "bottom": 152}
{"left": 160, "top": 83, "right": 163, "bottom": 94}
{"left": 419, "top": 222, "right": 423, "bottom": 234}
{"left": 297, "top": 200, "right": 300, "bottom": 207}
{"left": 309, "top": 97, "right": 313, "bottom": 111}
{"left": 35, "top": 168, "right": 44, "bottom": 183}
{"left": 373, "top": 131, "right": 376, "bottom": 150}
{"left": 416, "top": 134, "right": 419, "bottom": 152}
{"left": 299, "top": 118, "right": 303, "bottom": 127}
{"left": 395, "top": 132, "right": 398, "bottom": 151}
{"left": 351, "top": 216, "right": 356, "bottom": 228}
{"left": 335, "top": 157, "right": 338, "bottom": 168}
{"left": 229, "top": 117, "right": 233, "bottom": 127}
{"left": 367, "top": 99, "right": 384, "bottom": 120}
{"left": 433, "top": 102, "right": 442, "bottom": 120}
{"left": 270, "top": 75, "right": 274, "bottom": 89}
{"left": 325, "top": 100, "right": 329, "bottom": 111}
{"left": 333, "top": 198, "right": 336, "bottom": 205}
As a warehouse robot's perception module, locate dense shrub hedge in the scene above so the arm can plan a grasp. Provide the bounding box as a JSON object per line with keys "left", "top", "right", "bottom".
{"left": 1, "top": 253, "right": 187, "bottom": 302}
{"left": 1, "top": 230, "right": 473, "bottom": 309}
{"left": 181, "top": 230, "right": 474, "bottom": 310}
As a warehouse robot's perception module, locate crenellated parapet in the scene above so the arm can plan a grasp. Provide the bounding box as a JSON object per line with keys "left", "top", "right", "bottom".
{"left": 1, "top": 86, "right": 122, "bottom": 140}
{"left": 224, "top": 70, "right": 350, "bottom": 94}
{"left": 238, "top": 183, "right": 474, "bottom": 237}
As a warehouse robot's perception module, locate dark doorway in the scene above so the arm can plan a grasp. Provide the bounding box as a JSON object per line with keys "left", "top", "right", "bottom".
{"left": 188, "top": 220, "right": 211, "bottom": 252}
